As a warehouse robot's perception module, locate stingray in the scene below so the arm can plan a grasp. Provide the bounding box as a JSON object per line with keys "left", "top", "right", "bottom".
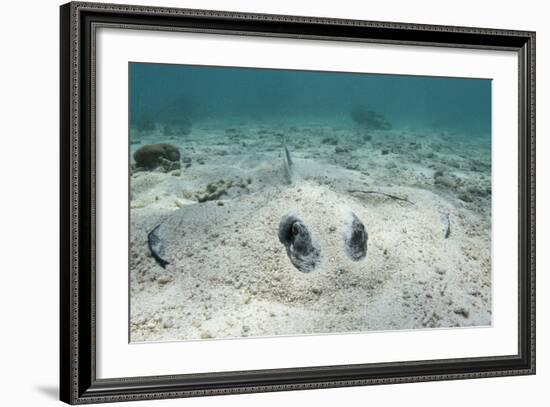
{"left": 133, "top": 141, "right": 492, "bottom": 342}
{"left": 146, "top": 141, "right": 371, "bottom": 273}
{"left": 143, "top": 141, "right": 453, "bottom": 276}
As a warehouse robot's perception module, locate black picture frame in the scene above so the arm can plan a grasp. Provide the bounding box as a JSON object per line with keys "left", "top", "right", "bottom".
{"left": 60, "top": 1, "right": 536, "bottom": 404}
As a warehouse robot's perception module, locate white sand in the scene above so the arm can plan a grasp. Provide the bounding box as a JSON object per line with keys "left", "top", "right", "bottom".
{"left": 129, "top": 122, "right": 491, "bottom": 342}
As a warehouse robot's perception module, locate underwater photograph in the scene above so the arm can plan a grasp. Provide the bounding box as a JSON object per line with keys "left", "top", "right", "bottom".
{"left": 129, "top": 62, "right": 492, "bottom": 343}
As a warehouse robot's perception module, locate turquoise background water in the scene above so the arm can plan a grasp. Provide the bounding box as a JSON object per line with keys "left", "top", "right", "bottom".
{"left": 130, "top": 62, "right": 491, "bottom": 138}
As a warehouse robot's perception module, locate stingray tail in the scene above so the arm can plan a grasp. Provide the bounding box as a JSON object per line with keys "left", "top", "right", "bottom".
{"left": 282, "top": 137, "right": 296, "bottom": 184}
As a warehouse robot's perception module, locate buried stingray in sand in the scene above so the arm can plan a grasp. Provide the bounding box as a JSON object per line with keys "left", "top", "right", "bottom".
{"left": 134, "top": 140, "right": 491, "bottom": 341}
{"left": 148, "top": 141, "right": 371, "bottom": 273}
{"left": 147, "top": 141, "right": 448, "bottom": 274}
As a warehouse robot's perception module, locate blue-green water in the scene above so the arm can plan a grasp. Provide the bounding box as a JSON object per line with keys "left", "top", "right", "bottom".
{"left": 130, "top": 62, "right": 491, "bottom": 138}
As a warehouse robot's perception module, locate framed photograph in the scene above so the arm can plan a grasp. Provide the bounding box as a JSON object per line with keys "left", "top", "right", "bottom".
{"left": 60, "top": 1, "right": 536, "bottom": 404}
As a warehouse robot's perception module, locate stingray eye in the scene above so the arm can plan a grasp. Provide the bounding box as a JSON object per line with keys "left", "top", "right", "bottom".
{"left": 344, "top": 213, "right": 368, "bottom": 261}
{"left": 278, "top": 213, "right": 321, "bottom": 273}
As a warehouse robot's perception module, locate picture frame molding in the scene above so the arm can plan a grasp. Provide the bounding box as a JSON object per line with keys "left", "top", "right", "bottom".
{"left": 60, "top": 2, "right": 536, "bottom": 404}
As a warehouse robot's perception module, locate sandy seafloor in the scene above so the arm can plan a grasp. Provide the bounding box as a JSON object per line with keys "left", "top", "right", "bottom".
{"left": 129, "top": 120, "right": 492, "bottom": 342}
